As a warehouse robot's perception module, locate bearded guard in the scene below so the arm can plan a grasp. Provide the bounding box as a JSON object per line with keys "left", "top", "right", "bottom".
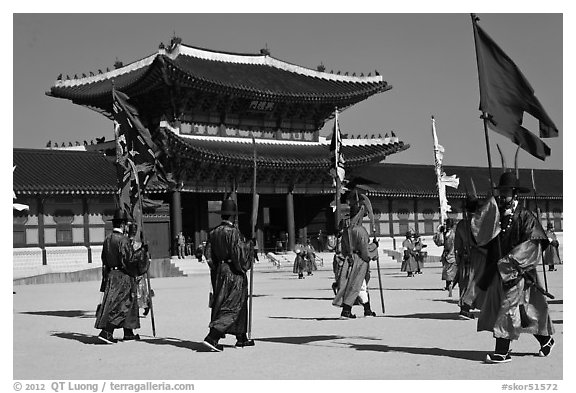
{"left": 472, "top": 171, "right": 555, "bottom": 363}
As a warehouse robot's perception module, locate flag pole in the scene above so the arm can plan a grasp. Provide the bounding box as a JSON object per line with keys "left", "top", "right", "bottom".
{"left": 334, "top": 107, "right": 341, "bottom": 228}
{"left": 248, "top": 133, "right": 258, "bottom": 340}
{"left": 127, "top": 158, "right": 156, "bottom": 337}
{"left": 431, "top": 115, "right": 444, "bottom": 226}
{"left": 531, "top": 169, "right": 549, "bottom": 293}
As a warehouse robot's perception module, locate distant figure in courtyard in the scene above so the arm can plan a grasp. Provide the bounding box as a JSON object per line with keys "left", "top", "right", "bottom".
{"left": 434, "top": 218, "right": 457, "bottom": 296}
{"left": 401, "top": 229, "right": 418, "bottom": 277}
{"left": 544, "top": 222, "right": 560, "bottom": 272}
{"left": 176, "top": 232, "right": 186, "bottom": 259}
{"left": 202, "top": 198, "right": 255, "bottom": 352}
{"left": 413, "top": 232, "right": 426, "bottom": 274}
{"left": 95, "top": 210, "right": 140, "bottom": 343}
{"left": 293, "top": 248, "right": 307, "bottom": 279}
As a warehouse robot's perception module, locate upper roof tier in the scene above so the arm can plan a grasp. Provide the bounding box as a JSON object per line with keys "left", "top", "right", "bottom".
{"left": 46, "top": 41, "right": 392, "bottom": 121}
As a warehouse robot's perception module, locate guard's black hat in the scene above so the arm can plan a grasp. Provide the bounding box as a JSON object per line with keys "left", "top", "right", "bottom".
{"left": 212, "top": 199, "right": 242, "bottom": 216}
{"left": 494, "top": 171, "right": 530, "bottom": 194}
{"left": 109, "top": 209, "right": 128, "bottom": 224}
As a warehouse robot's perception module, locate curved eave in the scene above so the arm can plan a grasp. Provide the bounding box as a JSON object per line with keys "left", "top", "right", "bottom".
{"left": 364, "top": 190, "right": 563, "bottom": 200}
{"left": 164, "top": 132, "right": 407, "bottom": 171}
{"left": 47, "top": 44, "right": 392, "bottom": 110}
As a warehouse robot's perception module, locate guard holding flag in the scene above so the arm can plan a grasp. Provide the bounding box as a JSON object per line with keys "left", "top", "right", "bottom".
{"left": 472, "top": 171, "right": 555, "bottom": 363}
{"left": 202, "top": 198, "right": 255, "bottom": 352}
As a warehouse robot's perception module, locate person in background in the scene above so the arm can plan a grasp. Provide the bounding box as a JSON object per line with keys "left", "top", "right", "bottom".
{"left": 176, "top": 232, "right": 186, "bottom": 259}
{"left": 413, "top": 232, "right": 426, "bottom": 275}
{"left": 401, "top": 229, "right": 418, "bottom": 277}
{"left": 293, "top": 248, "right": 307, "bottom": 279}
{"left": 434, "top": 218, "right": 457, "bottom": 296}
{"left": 544, "top": 222, "right": 560, "bottom": 272}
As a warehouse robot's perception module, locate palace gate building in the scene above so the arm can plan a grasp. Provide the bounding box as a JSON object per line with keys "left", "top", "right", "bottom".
{"left": 13, "top": 38, "right": 562, "bottom": 280}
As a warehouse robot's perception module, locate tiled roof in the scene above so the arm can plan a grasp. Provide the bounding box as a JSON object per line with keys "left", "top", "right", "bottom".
{"left": 13, "top": 149, "right": 561, "bottom": 199}
{"left": 46, "top": 43, "right": 391, "bottom": 117}
{"left": 13, "top": 149, "right": 118, "bottom": 195}
{"left": 350, "top": 163, "right": 563, "bottom": 199}
{"left": 163, "top": 132, "right": 408, "bottom": 170}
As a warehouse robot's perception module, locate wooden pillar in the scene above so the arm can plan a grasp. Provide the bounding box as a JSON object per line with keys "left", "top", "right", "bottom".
{"left": 83, "top": 198, "right": 92, "bottom": 264}
{"left": 413, "top": 197, "right": 419, "bottom": 235}
{"left": 171, "top": 190, "right": 183, "bottom": 256}
{"left": 286, "top": 189, "right": 295, "bottom": 251}
{"left": 38, "top": 197, "right": 46, "bottom": 265}
{"left": 192, "top": 194, "right": 202, "bottom": 249}
{"left": 387, "top": 197, "right": 395, "bottom": 249}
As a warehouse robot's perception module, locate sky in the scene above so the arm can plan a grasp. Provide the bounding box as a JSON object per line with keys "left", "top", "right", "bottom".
{"left": 11, "top": 11, "right": 564, "bottom": 171}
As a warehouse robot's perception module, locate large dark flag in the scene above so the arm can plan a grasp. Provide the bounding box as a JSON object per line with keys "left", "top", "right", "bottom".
{"left": 113, "top": 89, "right": 163, "bottom": 239}
{"left": 472, "top": 15, "right": 559, "bottom": 161}
{"left": 329, "top": 109, "right": 345, "bottom": 185}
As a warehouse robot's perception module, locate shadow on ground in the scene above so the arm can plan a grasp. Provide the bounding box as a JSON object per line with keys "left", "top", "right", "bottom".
{"left": 22, "top": 310, "right": 94, "bottom": 318}
{"left": 257, "top": 334, "right": 342, "bottom": 345}
{"left": 269, "top": 316, "right": 343, "bottom": 321}
{"left": 50, "top": 331, "right": 220, "bottom": 352}
{"left": 386, "top": 312, "right": 464, "bottom": 320}
{"left": 346, "top": 343, "right": 536, "bottom": 362}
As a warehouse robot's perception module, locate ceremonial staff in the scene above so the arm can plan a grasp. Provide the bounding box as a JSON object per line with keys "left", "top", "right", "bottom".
{"left": 127, "top": 158, "right": 156, "bottom": 337}
{"left": 248, "top": 134, "right": 259, "bottom": 340}
{"left": 530, "top": 169, "right": 549, "bottom": 293}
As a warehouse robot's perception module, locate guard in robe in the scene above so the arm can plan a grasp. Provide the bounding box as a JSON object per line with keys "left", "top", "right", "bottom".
{"left": 543, "top": 223, "right": 560, "bottom": 271}
{"left": 332, "top": 191, "right": 377, "bottom": 318}
{"left": 413, "top": 233, "right": 426, "bottom": 274}
{"left": 401, "top": 229, "right": 418, "bottom": 277}
{"left": 202, "top": 198, "right": 255, "bottom": 352}
{"left": 434, "top": 218, "right": 457, "bottom": 294}
{"left": 94, "top": 210, "right": 140, "bottom": 343}
{"left": 293, "top": 248, "right": 307, "bottom": 279}
{"left": 472, "top": 171, "right": 555, "bottom": 363}
{"left": 454, "top": 195, "right": 486, "bottom": 319}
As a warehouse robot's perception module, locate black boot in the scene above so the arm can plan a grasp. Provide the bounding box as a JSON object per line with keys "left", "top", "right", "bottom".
{"left": 235, "top": 334, "right": 255, "bottom": 348}
{"left": 486, "top": 338, "right": 511, "bottom": 363}
{"left": 123, "top": 328, "right": 140, "bottom": 341}
{"left": 340, "top": 304, "right": 356, "bottom": 319}
{"left": 363, "top": 302, "right": 376, "bottom": 317}
{"left": 203, "top": 328, "right": 224, "bottom": 352}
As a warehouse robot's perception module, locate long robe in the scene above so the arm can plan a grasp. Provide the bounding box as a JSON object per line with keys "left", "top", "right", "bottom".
{"left": 333, "top": 219, "right": 371, "bottom": 307}
{"left": 205, "top": 220, "right": 253, "bottom": 336}
{"left": 454, "top": 217, "right": 487, "bottom": 309}
{"left": 95, "top": 231, "right": 139, "bottom": 330}
{"left": 401, "top": 238, "right": 418, "bottom": 273}
{"left": 473, "top": 201, "right": 554, "bottom": 340}
{"left": 293, "top": 254, "right": 306, "bottom": 274}
{"left": 435, "top": 228, "right": 457, "bottom": 281}
{"left": 543, "top": 229, "right": 561, "bottom": 267}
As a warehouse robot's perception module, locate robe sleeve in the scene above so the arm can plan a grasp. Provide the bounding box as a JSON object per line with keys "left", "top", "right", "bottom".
{"left": 354, "top": 226, "right": 371, "bottom": 263}
{"left": 497, "top": 240, "right": 543, "bottom": 283}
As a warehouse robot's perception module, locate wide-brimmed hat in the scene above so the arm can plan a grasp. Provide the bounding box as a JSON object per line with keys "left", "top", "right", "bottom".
{"left": 211, "top": 199, "right": 243, "bottom": 215}
{"left": 109, "top": 209, "right": 128, "bottom": 224}
{"left": 494, "top": 171, "right": 530, "bottom": 194}
{"left": 465, "top": 195, "right": 479, "bottom": 212}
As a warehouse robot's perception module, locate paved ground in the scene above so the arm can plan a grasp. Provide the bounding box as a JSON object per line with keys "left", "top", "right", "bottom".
{"left": 12, "top": 261, "right": 563, "bottom": 381}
